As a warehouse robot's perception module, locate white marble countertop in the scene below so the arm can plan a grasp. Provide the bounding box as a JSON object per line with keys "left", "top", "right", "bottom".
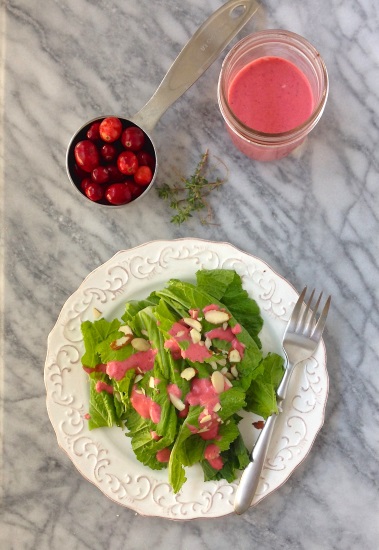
{"left": 1, "top": 0, "right": 378, "bottom": 548}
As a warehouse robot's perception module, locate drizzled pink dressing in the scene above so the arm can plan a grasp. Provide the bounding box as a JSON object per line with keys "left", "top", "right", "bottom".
{"left": 95, "top": 380, "right": 113, "bottom": 394}
{"left": 156, "top": 448, "right": 171, "bottom": 463}
{"left": 206, "top": 324, "right": 245, "bottom": 359}
{"left": 106, "top": 349, "right": 157, "bottom": 380}
{"left": 202, "top": 304, "right": 220, "bottom": 313}
{"left": 82, "top": 363, "right": 107, "bottom": 374}
{"left": 166, "top": 322, "right": 212, "bottom": 363}
{"left": 228, "top": 56, "right": 314, "bottom": 133}
{"left": 187, "top": 378, "right": 219, "bottom": 408}
{"left": 164, "top": 338, "right": 182, "bottom": 360}
{"left": 182, "top": 343, "right": 212, "bottom": 363}
{"left": 130, "top": 385, "right": 161, "bottom": 423}
{"left": 204, "top": 443, "right": 223, "bottom": 470}
{"left": 167, "top": 383, "right": 182, "bottom": 398}
{"left": 206, "top": 327, "right": 234, "bottom": 342}
{"left": 186, "top": 378, "right": 223, "bottom": 440}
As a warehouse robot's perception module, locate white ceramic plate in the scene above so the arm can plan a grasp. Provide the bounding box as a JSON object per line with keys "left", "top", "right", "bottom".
{"left": 44, "top": 238, "right": 328, "bottom": 519}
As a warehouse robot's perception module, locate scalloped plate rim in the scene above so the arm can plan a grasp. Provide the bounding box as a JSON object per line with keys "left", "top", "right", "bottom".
{"left": 44, "top": 238, "right": 328, "bottom": 519}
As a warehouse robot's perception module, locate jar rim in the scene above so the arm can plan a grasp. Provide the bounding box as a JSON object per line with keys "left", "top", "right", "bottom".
{"left": 218, "top": 29, "right": 329, "bottom": 144}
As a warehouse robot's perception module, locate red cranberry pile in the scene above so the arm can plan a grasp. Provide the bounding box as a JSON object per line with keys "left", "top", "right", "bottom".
{"left": 70, "top": 117, "right": 156, "bottom": 205}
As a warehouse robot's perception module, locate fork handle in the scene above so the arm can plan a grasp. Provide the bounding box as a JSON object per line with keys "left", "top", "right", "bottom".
{"left": 234, "top": 363, "right": 296, "bottom": 514}
{"left": 234, "top": 412, "right": 278, "bottom": 514}
{"left": 277, "top": 361, "right": 295, "bottom": 400}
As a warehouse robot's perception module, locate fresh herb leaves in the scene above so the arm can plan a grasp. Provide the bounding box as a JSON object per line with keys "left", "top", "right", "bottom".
{"left": 157, "top": 150, "right": 227, "bottom": 225}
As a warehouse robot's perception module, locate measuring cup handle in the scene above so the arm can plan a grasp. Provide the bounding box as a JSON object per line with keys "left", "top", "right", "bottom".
{"left": 132, "top": 0, "right": 260, "bottom": 133}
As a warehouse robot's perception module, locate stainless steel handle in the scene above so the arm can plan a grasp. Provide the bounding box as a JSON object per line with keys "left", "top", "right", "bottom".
{"left": 234, "top": 413, "right": 278, "bottom": 514}
{"left": 276, "top": 358, "right": 295, "bottom": 401}
{"left": 234, "top": 362, "right": 296, "bottom": 514}
{"left": 132, "top": 0, "right": 260, "bottom": 132}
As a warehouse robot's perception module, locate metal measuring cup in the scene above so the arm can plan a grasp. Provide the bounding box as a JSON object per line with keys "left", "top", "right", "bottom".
{"left": 66, "top": 0, "right": 259, "bottom": 206}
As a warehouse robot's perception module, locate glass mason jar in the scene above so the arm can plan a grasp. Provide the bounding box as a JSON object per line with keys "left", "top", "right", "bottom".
{"left": 217, "top": 30, "right": 329, "bottom": 161}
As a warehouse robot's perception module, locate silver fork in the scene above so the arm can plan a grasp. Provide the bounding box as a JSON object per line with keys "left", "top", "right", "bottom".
{"left": 234, "top": 287, "right": 331, "bottom": 515}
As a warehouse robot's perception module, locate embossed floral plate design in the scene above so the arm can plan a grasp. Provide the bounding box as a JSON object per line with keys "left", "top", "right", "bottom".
{"left": 44, "top": 238, "right": 328, "bottom": 519}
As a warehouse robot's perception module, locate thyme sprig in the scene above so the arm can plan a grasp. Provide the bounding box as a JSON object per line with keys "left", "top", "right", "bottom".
{"left": 157, "top": 150, "right": 227, "bottom": 225}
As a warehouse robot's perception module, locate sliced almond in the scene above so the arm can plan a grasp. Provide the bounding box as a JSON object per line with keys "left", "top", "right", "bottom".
{"left": 134, "top": 374, "right": 143, "bottom": 383}
{"left": 149, "top": 376, "right": 155, "bottom": 388}
{"left": 131, "top": 338, "right": 151, "bottom": 352}
{"left": 189, "top": 309, "right": 199, "bottom": 319}
{"left": 210, "top": 361, "right": 218, "bottom": 370}
{"left": 176, "top": 330, "right": 186, "bottom": 337}
{"left": 110, "top": 334, "right": 132, "bottom": 350}
{"left": 119, "top": 325, "right": 133, "bottom": 336}
{"left": 221, "top": 367, "right": 228, "bottom": 374}
{"left": 198, "top": 427, "right": 209, "bottom": 433}
{"left": 231, "top": 365, "right": 239, "bottom": 378}
{"left": 213, "top": 402, "right": 222, "bottom": 412}
{"left": 169, "top": 393, "right": 186, "bottom": 411}
{"left": 181, "top": 367, "right": 196, "bottom": 381}
{"left": 205, "top": 337, "right": 212, "bottom": 349}
{"left": 182, "top": 317, "right": 202, "bottom": 332}
{"left": 229, "top": 349, "right": 241, "bottom": 363}
{"left": 224, "top": 377, "right": 233, "bottom": 389}
{"left": 222, "top": 322, "right": 228, "bottom": 330}
{"left": 190, "top": 328, "right": 202, "bottom": 344}
{"left": 200, "top": 414, "right": 212, "bottom": 424}
{"left": 211, "top": 371, "right": 225, "bottom": 394}
{"left": 204, "top": 310, "right": 231, "bottom": 325}
{"left": 93, "top": 307, "right": 102, "bottom": 319}
{"left": 216, "top": 358, "right": 227, "bottom": 367}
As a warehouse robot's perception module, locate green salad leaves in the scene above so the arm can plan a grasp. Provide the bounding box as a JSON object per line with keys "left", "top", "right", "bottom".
{"left": 80, "top": 269, "right": 284, "bottom": 493}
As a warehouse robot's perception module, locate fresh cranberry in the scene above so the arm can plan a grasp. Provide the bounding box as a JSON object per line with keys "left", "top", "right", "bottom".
{"left": 137, "top": 150, "right": 155, "bottom": 170}
{"left": 84, "top": 182, "right": 104, "bottom": 202}
{"left": 74, "top": 163, "right": 88, "bottom": 180}
{"left": 105, "top": 183, "right": 132, "bottom": 205}
{"left": 121, "top": 126, "right": 145, "bottom": 150}
{"left": 74, "top": 140, "right": 100, "bottom": 173}
{"left": 71, "top": 118, "right": 155, "bottom": 205}
{"left": 99, "top": 117, "right": 122, "bottom": 142}
{"left": 80, "top": 178, "right": 92, "bottom": 193}
{"left": 100, "top": 143, "right": 117, "bottom": 163}
{"left": 117, "top": 151, "right": 139, "bottom": 175}
{"left": 86, "top": 122, "right": 101, "bottom": 140}
{"left": 134, "top": 165, "right": 153, "bottom": 186}
{"left": 127, "top": 181, "right": 145, "bottom": 199}
{"left": 91, "top": 166, "right": 109, "bottom": 184}
{"left": 107, "top": 165, "right": 125, "bottom": 182}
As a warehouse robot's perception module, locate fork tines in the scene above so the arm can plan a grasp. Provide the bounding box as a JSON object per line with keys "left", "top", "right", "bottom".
{"left": 294, "top": 287, "right": 331, "bottom": 339}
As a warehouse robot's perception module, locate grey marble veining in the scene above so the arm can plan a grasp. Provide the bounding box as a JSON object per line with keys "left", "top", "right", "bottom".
{"left": 1, "top": 0, "right": 379, "bottom": 548}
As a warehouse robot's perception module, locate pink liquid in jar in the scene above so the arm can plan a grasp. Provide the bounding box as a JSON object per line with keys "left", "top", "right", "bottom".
{"left": 228, "top": 56, "right": 314, "bottom": 134}
{"left": 218, "top": 31, "right": 328, "bottom": 161}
